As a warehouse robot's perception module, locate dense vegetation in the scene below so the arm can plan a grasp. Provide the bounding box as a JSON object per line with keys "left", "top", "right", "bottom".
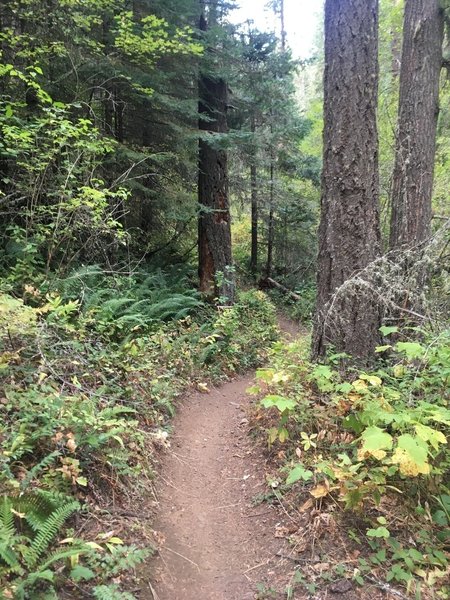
{"left": 0, "top": 0, "right": 449, "bottom": 597}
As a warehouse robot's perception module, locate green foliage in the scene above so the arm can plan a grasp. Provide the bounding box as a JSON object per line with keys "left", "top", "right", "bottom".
{"left": 253, "top": 326, "right": 450, "bottom": 594}
{"left": 0, "top": 492, "right": 89, "bottom": 599}
{"left": 93, "top": 584, "right": 137, "bottom": 600}
{"left": 54, "top": 266, "right": 204, "bottom": 339}
{"left": 0, "top": 277, "right": 278, "bottom": 596}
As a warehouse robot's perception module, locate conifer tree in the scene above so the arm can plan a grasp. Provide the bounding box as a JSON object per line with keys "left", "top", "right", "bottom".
{"left": 389, "top": 0, "right": 444, "bottom": 250}
{"left": 197, "top": 6, "right": 234, "bottom": 302}
{"left": 312, "top": 0, "right": 381, "bottom": 360}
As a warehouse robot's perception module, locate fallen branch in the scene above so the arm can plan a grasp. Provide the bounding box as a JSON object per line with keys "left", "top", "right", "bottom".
{"left": 260, "top": 277, "right": 302, "bottom": 302}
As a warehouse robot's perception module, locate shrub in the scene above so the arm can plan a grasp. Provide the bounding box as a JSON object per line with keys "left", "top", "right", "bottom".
{"left": 251, "top": 326, "right": 450, "bottom": 594}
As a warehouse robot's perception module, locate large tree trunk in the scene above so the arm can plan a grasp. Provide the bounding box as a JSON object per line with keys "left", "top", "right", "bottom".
{"left": 198, "top": 13, "right": 234, "bottom": 303}
{"left": 312, "top": 0, "right": 381, "bottom": 360}
{"left": 250, "top": 115, "right": 258, "bottom": 276}
{"left": 389, "top": 0, "right": 443, "bottom": 250}
{"left": 265, "top": 162, "right": 274, "bottom": 279}
{"left": 250, "top": 167, "right": 258, "bottom": 277}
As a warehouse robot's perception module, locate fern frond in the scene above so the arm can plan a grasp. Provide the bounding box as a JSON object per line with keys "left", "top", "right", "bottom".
{"left": 39, "top": 543, "right": 90, "bottom": 571}
{"left": 0, "top": 542, "right": 23, "bottom": 574}
{"left": 13, "top": 492, "right": 57, "bottom": 532}
{"left": 20, "top": 451, "right": 61, "bottom": 492}
{"left": 0, "top": 496, "right": 14, "bottom": 535}
{"left": 25, "top": 501, "right": 80, "bottom": 568}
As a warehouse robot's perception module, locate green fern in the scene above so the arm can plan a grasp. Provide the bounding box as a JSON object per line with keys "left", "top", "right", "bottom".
{"left": 54, "top": 266, "right": 204, "bottom": 339}
{"left": 26, "top": 500, "right": 80, "bottom": 567}
{"left": 0, "top": 492, "right": 82, "bottom": 596}
{"left": 20, "top": 451, "right": 61, "bottom": 492}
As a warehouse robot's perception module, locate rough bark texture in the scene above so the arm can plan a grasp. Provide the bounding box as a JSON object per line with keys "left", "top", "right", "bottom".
{"left": 198, "top": 14, "right": 234, "bottom": 303}
{"left": 250, "top": 116, "right": 258, "bottom": 276}
{"left": 250, "top": 164, "right": 258, "bottom": 276}
{"left": 312, "top": 0, "right": 381, "bottom": 360}
{"left": 389, "top": 0, "right": 443, "bottom": 249}
{"left": 265, "top": 162, "right": 274, "bottom": 279}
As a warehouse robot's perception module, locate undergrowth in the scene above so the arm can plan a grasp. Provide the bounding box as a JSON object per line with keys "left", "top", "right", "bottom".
{"left": 250, "top": 326, "right": 449, "bottom": 598}
{"left": 0, "top": 268, "right": 278, "bottom": 598}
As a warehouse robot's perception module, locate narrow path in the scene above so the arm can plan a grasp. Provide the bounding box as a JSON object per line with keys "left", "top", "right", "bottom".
{"left": 149, "top": 377, "right": 288, "bottom": 599}
{"left": 147, "top": 321, "right": 299, "bottom": 599}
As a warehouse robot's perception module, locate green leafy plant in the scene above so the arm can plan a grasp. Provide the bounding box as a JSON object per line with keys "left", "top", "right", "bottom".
{"left": 249, "top": 326, "right": 450, "bottom": 594}
{"left": 0, "top": 492, "right": 89, "bottom": 598}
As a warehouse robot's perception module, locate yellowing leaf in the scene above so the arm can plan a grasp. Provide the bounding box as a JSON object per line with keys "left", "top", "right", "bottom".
{"left": 273, "top": 370, "right": 290, "bottom": 383}
{"left": 278, "top": 428, "right": 289, "bottom": 443}
{"left": 390, "top": 432, "right": 431, "bottom": 476}
{"left": 375, "top": 345, "right": 392, "bottom": 353}
{"left": 310, "top": 480, "right": 330, "bottom": 498}
{"left": 361, "top": 427, "right": 393, "bottom": 458}
{"left": 357, "top": 447, "right": 384, "bottom": 461}
{"left": 246, "top": 385, "right": 260, "bottom": 395}
{"left": 393, "top": 364, "right": 406, "bottom": 378}
{"left": 268, "top": 428, "right": 278, "bottom": 444}
{"left": 352, "top": 379, "right": 368, "bottom": 391}
{"left": 414, "top": 424, "right": 446, "bottom": 450}
{"left": 85, "top": 542, "right": 104, "bottom": 550}
{"left": 360, "top": 374, "right": 382, "bottom": 386}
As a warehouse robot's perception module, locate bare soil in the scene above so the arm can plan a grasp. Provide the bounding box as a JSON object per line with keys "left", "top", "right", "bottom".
{"left": 147, "top": 374, "right": 293, "bottom": 600}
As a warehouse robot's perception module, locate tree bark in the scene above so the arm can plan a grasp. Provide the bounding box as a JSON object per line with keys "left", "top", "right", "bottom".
{"left": 389, "top": 0, "right": 443, "bottom": 250}
{"left": 250, "top": 122, "right": 258, "bottom": 276}
{"left": 265, "top": 161, "right": 274, "bottom": 279}
{"left": 312, "top": 0, "right": 381, "bottom": 360}
{"left": 198, "top": 12, "right": 234, "bottom": 303}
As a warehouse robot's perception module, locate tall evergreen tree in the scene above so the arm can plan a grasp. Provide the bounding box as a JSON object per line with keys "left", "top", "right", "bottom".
{"left": 197, "top": 8, "right": 234, "bottom": 302}
{"left": 389, "top": 0, "right": 444, "bottom": 249}
{"left": 312, "top": 0, "right": 381, "bottom": 360}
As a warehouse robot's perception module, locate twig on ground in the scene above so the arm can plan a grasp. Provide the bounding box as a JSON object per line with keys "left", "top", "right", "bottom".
{"left": 273, "top": 489, "right": 296, "bottom": 523}
{"left": 243, "top": 560, "right": 268, "bottom": 574}
{"left": 365, "top": 576, "right": 410, "bottom": 599}
{"left": 148, "top": 581, "right": 161, "bottom": 600}
{"left": 163, "top": 546, "right": 200, "bottom": 572}
{"left": 212, "top": 502, "right": 241, "bottom": 510}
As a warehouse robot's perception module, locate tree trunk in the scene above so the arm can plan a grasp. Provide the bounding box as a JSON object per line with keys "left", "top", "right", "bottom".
{"left": 280, "top": 0, "right": 286, "bottom": 52}
{"left": 265, "top": 162, "right": 274, "bottom": 279}
{"left": 389, "top": 0, "right": 443, "bottom": 250}
{"left": 250, "top": 117, "right": 258, "bottom": 276}
{"left": 312, "top": 0, "right": 381, "bottom": 360}
{"left": 198, "top": 13, "right": 234, "bottom": 303}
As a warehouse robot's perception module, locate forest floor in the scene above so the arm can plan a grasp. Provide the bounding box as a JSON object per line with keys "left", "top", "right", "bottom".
{"left": 141, "top": 317, "right": 400, "bottom": 600}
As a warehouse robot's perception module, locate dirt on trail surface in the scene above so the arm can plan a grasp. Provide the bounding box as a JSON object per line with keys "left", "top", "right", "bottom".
{"left": 143, "top": 322, "right": 297, "bottom": 600}
{"left": 148, "top": 374, "right": 293, "bottom": 600}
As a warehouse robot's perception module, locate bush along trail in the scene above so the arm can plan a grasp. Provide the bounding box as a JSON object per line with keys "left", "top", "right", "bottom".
{"left": 2, "top": 280, "right": 449, "bottom": 599}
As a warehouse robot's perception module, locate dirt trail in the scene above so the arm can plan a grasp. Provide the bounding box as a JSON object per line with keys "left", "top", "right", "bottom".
{"left": 147, "top": 321, "right": 298, "bottom": 600}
